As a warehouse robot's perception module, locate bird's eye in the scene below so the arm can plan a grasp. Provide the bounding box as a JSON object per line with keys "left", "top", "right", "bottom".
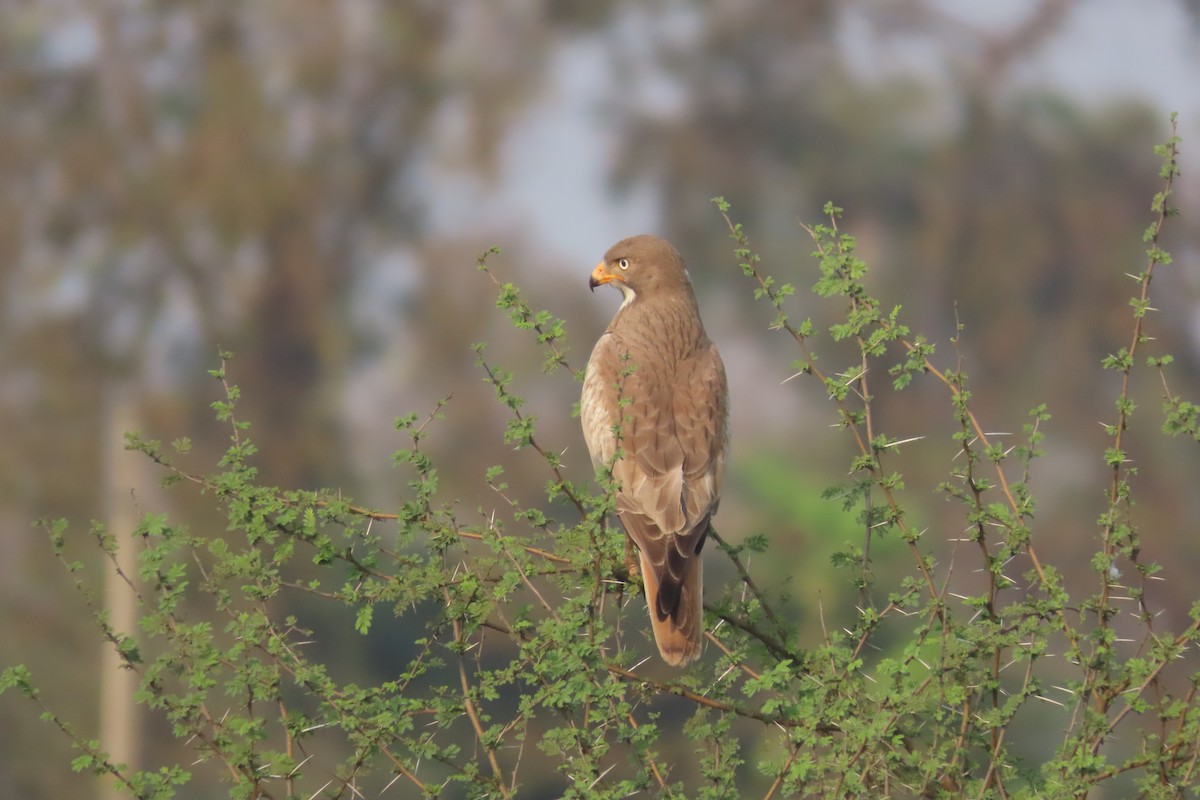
{"left": 617, "top": 258, "right": 629, "bottom": 270}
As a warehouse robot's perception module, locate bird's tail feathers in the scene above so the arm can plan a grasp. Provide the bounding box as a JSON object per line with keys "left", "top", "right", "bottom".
{"left": 639, "top": 549, "right": 703, "bottom": 667}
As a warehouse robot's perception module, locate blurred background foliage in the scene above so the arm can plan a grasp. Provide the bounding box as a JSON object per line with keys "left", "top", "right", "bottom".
{"left": 2, "top": 1, "right": 1199, "bottom": 797}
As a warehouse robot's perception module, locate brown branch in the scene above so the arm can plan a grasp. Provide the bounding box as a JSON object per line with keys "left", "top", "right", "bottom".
{"left": 445, "top": 582, "right": 511, "bottom": 799}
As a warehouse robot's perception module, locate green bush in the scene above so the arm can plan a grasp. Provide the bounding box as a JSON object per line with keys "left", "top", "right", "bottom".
{"left": 5, "top": 119, "right": 1199, "bottom": 799}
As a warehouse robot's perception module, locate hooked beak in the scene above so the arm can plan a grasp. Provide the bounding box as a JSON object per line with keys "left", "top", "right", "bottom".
{"left": 589, "top": 261, "right": 620, "bottom": 292}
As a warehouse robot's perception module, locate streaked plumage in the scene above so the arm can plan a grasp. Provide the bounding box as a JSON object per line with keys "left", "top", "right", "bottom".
{"left": 581, "top": 234, "right": 729, "bottom": 666}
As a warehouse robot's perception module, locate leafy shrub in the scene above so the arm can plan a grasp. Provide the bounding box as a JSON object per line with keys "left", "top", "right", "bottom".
{"left": 4, "top": 118, "right": 1198, "bottom": 799}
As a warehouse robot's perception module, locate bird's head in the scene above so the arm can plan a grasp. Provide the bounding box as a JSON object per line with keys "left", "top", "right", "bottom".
{"left": 589, "top": 234, "right": 692, "bottom": 306}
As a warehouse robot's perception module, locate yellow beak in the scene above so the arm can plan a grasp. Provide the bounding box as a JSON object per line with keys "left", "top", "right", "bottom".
{"left": 589, "top": 261, "right": 621, "bottom": 291}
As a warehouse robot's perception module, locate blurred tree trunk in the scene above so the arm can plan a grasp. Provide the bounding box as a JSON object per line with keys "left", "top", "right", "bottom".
{"left": 94, "top": 9, "right": 145, "bottom": 795}
{"left": 99, "top": 384, "right": 142, "bottom": 800}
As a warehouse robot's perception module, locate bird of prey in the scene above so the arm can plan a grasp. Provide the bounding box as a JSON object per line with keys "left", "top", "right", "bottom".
{"left": 581, "top": 234, "right": 729, "bottom": 666}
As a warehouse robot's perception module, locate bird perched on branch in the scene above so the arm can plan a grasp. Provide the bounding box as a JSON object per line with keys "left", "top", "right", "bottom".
{"left": 581, "top": 234, "right": 729, "bottom": 666}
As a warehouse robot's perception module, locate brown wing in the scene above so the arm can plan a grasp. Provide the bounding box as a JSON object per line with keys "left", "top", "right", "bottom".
{"left": 590, "top": 338, "right": 727, "bottom": 533}
{"left": 580, "top": 332, "right": 623, "bottom": 470}
{"left": 673, "top": 341, "right": 729, "bottom": 525}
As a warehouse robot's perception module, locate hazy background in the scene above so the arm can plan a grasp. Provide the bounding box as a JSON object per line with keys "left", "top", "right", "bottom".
{"left": 3, "top": 1, "right": 1200, "bottom": 797}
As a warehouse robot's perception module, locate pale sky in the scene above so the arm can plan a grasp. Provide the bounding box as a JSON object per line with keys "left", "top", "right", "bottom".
{"left": 486, "top": 0, "right": 1200, "bottom": 266}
